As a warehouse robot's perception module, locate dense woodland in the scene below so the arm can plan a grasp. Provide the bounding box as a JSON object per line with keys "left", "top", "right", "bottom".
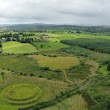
{"left": 61, "top": 38, "right": 110, "bottom": 54}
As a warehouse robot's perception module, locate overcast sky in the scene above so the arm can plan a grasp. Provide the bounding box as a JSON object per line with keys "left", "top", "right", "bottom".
{"left": 0, "top": 0, "right": 110, "bottom": 25}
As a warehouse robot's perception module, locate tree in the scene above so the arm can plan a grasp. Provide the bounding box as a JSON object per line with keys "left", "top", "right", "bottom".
{"left": 1, "top": 72, "right": 5, "bottom": 79}
{"left": 40, "top": 44, "right": 43, "bottom": 48}
{"left": 107, "top": 64, "right": 110, "bottom": 71}
{"left": 0, "top": 42, "right": 2, "bottom": 47}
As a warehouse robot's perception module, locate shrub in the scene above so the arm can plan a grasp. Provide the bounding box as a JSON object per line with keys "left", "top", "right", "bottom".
{"left": 53, "top": 69, "right": 62, "bottom": 72}
{"left": 30, "top": 73, "right": 34, "bottom": 76}
{"left": 107, "top": 64, "right": 110, "bottom": 71}
{"left": 40, "top": 67, "right": 49, "bottom": 70}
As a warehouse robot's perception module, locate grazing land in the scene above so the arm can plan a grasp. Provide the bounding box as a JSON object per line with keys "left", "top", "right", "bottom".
{"left": 29, "top": 55, "right": 80, "bottom": 70}
{"left": 2, "top": 41, "right": 37, "bottom": 54}
{"left": 32, "top": 42, "right": 69, "bottom": 51}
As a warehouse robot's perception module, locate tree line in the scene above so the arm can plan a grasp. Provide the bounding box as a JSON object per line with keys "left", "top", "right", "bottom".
{"left": 0, "top": 33, "right": 36, "bottom": 43}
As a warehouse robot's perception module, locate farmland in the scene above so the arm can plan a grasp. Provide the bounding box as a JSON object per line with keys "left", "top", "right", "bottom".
{"left": 32, "top": 42, "right": 69, "bottom": 51}
{"left": 28, "top": 55, "right": 79, "bottom": 70}
{"left": 2, "top": 41, "right": 37, "bottom": 54}
{"left": 0, "top": 25, "right": 110, "bottom": 110}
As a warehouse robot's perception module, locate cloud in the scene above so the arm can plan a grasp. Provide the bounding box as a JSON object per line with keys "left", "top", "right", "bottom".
{"left": 0, "top": 0, "right": 110, "bottom": 25}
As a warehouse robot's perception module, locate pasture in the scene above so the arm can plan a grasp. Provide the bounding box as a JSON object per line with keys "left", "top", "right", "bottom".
{"left": 28, "top": 55, "right": 80, "bottom": 70}
{"left": 32, "top": 42, "right": 69, "bottom": 51}
{"left": 2, "top": 41, "right": 37, "bottom": 54}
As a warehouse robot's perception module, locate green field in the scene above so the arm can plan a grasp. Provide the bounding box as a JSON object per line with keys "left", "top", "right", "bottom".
{"left": 0, "top": 55, "right": 40, "bottom": 74}
{"left": 28, "top": 55, "right": 80, "bottom": 70}
{"left": 47, "top": 33, "right": 110, "bottom": 41}
{"left": 32, "top": 42, "right": 69, "bottom": 51}
{"left": 2, "top": 41, "right": 37, "bottom": 54}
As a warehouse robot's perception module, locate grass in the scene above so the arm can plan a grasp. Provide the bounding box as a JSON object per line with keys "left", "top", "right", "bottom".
{"left": 99, "top": 65, "right": 110, "bottom": 75}
{"left": 61, "top": 46, "right": 110, "bottom": 63}
{"left": 0, "top": 84, "right": 42, "bottom": 105}
{"left": 0, "top": 71, "right": 3, "bottom": 84}
{"left": 0, "top": 73, "right": 70, "bottom": 110}
{"left": 67, "top": 63, "right": 91, "bottom": 81}
{"left": 0, "top": 55, "right": 39, "bottom": 74}
{"left": 28, "top": 55, "right": 80, "bottom": 70}
{"left": 32, "top": 42, "right": 69, "bottom": 51}
{"left": 0, "top": 55, "right": 66, "bottom": 81}
{"left": 85, "top": 76, "right": 110, "bottom": 101}
{"left": 2, "top": 41, "right": 37, "bottom": 54}
{"left": 0, "top": 69, "right": 11, "bottom": 84}
{"left": 42, "top": 95, "right": 88, "bottom": 110}
{"left": 47, "top": 33, "right": 110, "bottom": 41}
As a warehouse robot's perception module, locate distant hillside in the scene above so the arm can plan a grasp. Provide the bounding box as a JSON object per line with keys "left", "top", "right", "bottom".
{"left": 1, "top": 23, "right": 110, "bottom": 33}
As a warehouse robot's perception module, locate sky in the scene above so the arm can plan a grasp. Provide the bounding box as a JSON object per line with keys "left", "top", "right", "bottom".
{"left": 0, "top": 0, "right": 110, "bottom": 25}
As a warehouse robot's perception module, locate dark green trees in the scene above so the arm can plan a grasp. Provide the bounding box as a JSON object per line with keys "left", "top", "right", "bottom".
{"left": 107, "top": 64, "right": 110, "bottom": 71}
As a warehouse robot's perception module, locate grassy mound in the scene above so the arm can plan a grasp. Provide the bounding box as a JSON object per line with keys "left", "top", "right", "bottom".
{"left": 0, "top": 84, "right": 42, "bottom": 105}
{"left": 29, "top": 55, "right": 79, "bottom": 70}
{"left": 2, "top": 41, "right": 37, "bottom": 54}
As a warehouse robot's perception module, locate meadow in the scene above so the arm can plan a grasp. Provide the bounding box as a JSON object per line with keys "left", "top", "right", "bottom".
{"left": 28, "top": 55, "right": 80, "bottom": 70}
{"left": 32, "top": 42, "right": 69, "bottom": 51}
{"left": 2, "top": 41, "right": 37, "bottom": 54}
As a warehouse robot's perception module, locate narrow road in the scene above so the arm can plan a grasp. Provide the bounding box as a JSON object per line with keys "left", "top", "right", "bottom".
{"left": 80, "top": 78, "right": 92, "bottom": 90}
